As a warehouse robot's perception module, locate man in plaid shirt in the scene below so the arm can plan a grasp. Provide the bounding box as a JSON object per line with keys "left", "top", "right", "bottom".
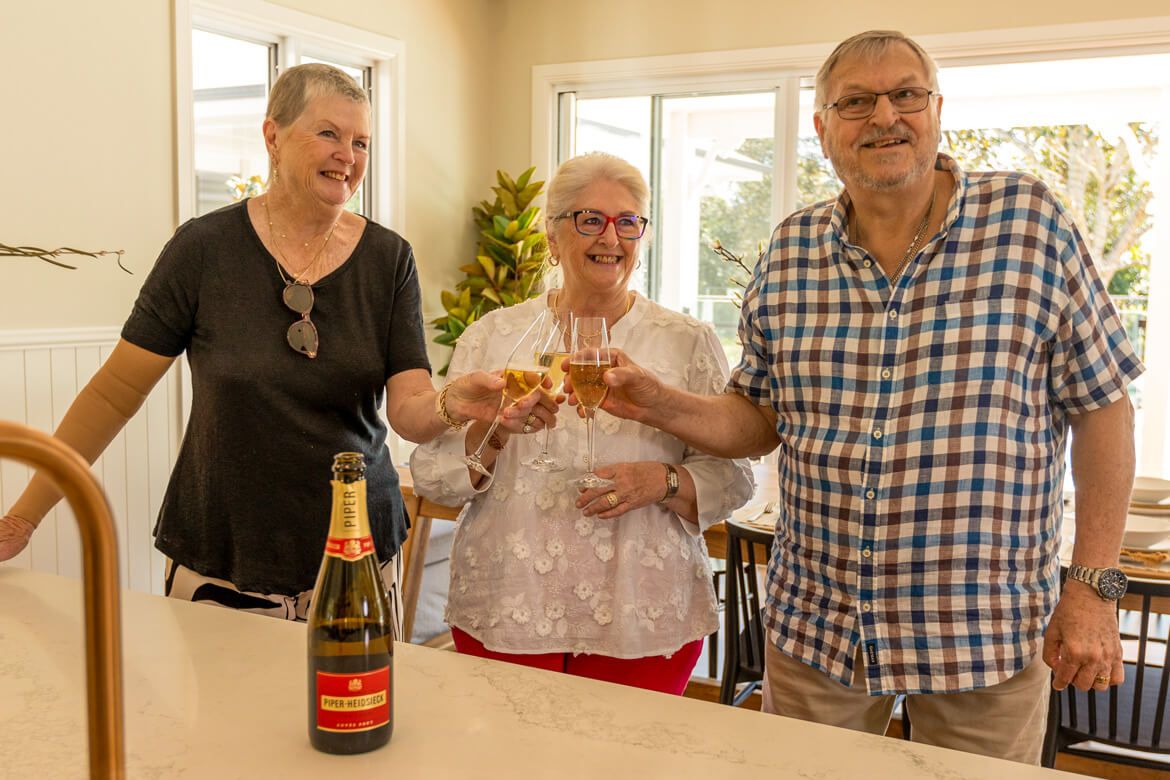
{"left": 580, "top": 30, "right": 1144, "bottom": 763}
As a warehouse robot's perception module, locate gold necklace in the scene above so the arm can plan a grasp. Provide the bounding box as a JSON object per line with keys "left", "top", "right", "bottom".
{"left": 888, "top": 192, "right": 935, "bottom": 288}
{"left": 262, "top": 196, "right": 340, "bottom": 285}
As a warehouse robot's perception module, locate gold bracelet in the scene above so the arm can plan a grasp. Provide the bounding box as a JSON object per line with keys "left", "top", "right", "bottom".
{"left": 436, "top": 384, "right": 468, "bottom": 431}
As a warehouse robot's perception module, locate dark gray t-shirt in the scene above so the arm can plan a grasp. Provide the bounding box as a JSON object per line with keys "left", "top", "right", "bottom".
{"left": 122, "top": 200, "right": 431, "bottom": 594}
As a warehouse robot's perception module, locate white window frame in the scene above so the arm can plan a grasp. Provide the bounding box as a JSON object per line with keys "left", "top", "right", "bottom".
{"left": 174, "top": 0, "right": 405, "bottom": 231}
{"left": 532, "top": 16, "right": 1170, "bottom": 475}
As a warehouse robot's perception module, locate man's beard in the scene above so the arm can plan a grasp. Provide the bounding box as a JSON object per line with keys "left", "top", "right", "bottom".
{"left": 826, "top": 122, "right": 939, "bottom": 192}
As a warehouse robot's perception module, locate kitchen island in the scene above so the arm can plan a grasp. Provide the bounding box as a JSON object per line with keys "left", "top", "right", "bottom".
{"left": 0, "top": 568, "right": 1077, "bottom": 779}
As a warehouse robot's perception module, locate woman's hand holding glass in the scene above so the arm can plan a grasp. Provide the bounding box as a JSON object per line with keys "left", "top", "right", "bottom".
{"left": 463, "top": 312, "right": 562, "bottom": 477}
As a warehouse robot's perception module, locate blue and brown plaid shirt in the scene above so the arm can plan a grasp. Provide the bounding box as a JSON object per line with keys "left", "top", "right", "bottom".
{"left": 728, "top": 154, "right": 1145, "bottom": 694}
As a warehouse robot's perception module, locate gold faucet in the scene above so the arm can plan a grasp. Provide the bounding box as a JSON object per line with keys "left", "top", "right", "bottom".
{"left": 0, "top": 421, "right": 125, "bottom": 779}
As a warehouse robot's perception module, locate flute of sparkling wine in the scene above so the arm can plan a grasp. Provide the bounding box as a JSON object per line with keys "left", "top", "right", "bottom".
{"left": 464, "top": 311, "right": 550, "bottom": 477}
{"left": 568, "top": 316, "right": 614, "bottom": 490}
{"left": 524, "top": 313, "right": 571, "bottom": 473}
{"left": 504, "top": 365, "right": 549, "bottom": 399}
{"left": 569, "top": 361, "right": 611, "bottom": 409}
{"left": 538, "top": 351, "right": 570, "bottom": 389}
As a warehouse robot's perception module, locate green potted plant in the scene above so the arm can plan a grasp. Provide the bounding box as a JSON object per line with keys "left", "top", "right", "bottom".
{"left": 431, "top": 167, "right": 550, "bottom": 374}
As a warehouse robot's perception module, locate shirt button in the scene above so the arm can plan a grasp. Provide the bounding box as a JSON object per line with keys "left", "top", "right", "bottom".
{"left": 862, "top": 602, "right": 872, "bottom": 613}
{"left": 865, "top": 489, "right": 875, "bottom": 499}
{"left": 872, "top": 429, "right": 883, "bottom": 440}
{"left": 888, "top": 309, "right": 898, "bottom": 320}
{"left": 881, "top": 369, "right": 891, "bottom": 379}
{"left": 862, "top": 547, "right": 872, "bottom": 558}
{"left": 863, "top": 259, "right": 872, "bottom": 268}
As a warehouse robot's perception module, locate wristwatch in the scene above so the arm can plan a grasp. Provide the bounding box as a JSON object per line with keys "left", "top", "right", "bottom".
{"left": 658, "top": 464, "right": 680, "bottom": 505}
{"left": 1066, "top": 564, "right": 1129, "bottom": 601}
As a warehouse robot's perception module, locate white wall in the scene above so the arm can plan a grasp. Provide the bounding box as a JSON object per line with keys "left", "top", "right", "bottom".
{"left": 0, "top": 0, "right": 498, "bottom": 353}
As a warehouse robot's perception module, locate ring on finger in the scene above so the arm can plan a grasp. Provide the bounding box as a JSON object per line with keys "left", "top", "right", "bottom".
{"left": 1094, "top": 674, "right": 1110, "bottom": 685}
{"left": 605, "top": 492, "right": 619, "bottom": 508}
{"left": 526, "top": 412, "right": 537, "bottom": 425}
{"left": 522, "top": 423, "right": 533, "bottom": 434}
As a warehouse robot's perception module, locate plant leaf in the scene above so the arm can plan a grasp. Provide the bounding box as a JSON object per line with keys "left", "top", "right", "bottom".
{"left": 440, "top": 289, "right": 458, "bottom": 311}
{"left": 477, "top": 255, "right": 496, "bottom": 278}
{"left": 515, "top": 167, "right": 534, "bottom": 190}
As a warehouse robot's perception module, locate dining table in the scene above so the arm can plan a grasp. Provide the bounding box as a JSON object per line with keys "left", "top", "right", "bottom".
{"left": 0, "top": 566, "right": 1083, "bottom": 778}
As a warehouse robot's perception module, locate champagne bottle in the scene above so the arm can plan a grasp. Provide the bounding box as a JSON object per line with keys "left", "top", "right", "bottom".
{"left": 307, "top": 452, "right": 394, "bottom": 754}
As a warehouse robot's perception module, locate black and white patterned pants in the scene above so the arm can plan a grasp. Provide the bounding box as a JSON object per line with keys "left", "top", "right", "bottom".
{"left": 164, "top": 554, "right": 403, "bottom": 640}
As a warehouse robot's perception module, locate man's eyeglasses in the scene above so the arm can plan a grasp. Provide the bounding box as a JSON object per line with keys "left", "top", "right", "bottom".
{"left": 556, "top": 209, "right": 649, "bottom": 239}
{"left": 821, "top": 87, "right": 937, "bottom": 120}
{"left": 281, "top": 282, "right": 319, "bottom": 359}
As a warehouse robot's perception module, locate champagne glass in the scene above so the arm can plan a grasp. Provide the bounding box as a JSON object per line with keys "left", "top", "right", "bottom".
{"left": 524, "top": 313, "right": 570, "bottom": 472}
{"left": 464, "top": 312, "right": 550, "bottom": 477}
{"left": 568, "top": 316, "right": 614, "bottom": 489}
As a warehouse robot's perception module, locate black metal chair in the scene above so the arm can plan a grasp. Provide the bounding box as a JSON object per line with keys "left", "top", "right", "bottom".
{"left": 719, "top": 516, "right": 774, "bottom": 706}
{"left": 1042, "top": 572, "right": 1170, "bottom": 771}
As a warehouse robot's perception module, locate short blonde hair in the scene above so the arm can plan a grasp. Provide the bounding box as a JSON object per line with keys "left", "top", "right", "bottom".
{"left": 815, "top": 30, "right": 940, "bottom": 113}
{"left": 266, "top": 63, "right": 368, "bottom": 128}
{"left": 545, "top": 152, "right": 651, "bottom": 230}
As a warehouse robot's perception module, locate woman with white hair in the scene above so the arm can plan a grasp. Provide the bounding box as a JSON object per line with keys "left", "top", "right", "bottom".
{"left": 0, "top": 64, "right": 516, "bottom": 631}
{"left": 411, "top": 152, "right": 753, "bottom": 694}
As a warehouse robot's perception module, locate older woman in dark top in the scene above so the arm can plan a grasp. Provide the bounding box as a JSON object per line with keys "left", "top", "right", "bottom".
{"left": 0, "top": 64, "right": 553, "bottom": 630}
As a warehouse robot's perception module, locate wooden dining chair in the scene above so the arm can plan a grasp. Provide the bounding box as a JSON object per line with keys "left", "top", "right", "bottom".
{"left": 719, "top": 517, "right": 774, "bottom": 706}
{"left": 1042, "top": 573, "right": 1170, "bottom": 770}
{"left": 397, "top": 482, "right": 463, "bottom": 643}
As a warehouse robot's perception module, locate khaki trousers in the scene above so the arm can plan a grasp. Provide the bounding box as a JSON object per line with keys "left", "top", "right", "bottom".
{"left": 761, "top": 640, "right": 1051, "bottom": 765}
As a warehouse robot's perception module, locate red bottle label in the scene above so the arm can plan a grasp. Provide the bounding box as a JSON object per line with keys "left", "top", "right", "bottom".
{"left": 315, "top": 667, "right": 390, "bottom": 733}
{"left": 323, "top": 535, "right": 375, "bottom": 561}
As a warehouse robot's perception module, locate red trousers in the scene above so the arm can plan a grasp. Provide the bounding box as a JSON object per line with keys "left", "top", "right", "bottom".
{"left": 450, "top": 626, "right": 703, "bottom": 696}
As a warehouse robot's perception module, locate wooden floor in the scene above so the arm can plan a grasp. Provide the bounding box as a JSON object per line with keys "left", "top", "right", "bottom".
{"left": 681, "top": 677, "right": 1168, "bottom": 779}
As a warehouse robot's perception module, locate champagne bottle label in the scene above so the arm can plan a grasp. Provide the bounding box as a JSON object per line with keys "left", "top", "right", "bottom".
{"left": 323, "top": 480, "right": 375, "bottom": 561}
{"left": 315, "top": 667, "right": 391, "bottom": 733}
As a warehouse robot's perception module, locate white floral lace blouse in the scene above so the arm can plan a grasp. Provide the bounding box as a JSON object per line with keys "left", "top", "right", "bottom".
{"left": 409, "top": 292, "right": 754, "bottom": 659}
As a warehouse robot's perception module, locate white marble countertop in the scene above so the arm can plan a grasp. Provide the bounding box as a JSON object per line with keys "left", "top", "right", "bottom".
{"left": 0, "top": 568, "right": 1077, "bottom": 779}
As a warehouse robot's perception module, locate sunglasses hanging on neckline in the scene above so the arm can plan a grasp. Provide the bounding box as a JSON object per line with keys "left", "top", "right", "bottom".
{"left": 281, "top": 280, "right": 319, "bottom": 359}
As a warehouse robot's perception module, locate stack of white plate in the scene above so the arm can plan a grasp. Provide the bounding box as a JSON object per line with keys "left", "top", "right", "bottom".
{"left": 1125, "top": 477, "right": 1170, "bottom": 549}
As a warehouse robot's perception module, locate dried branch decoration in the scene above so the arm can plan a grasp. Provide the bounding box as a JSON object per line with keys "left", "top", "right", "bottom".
{"left": 2, "top": 243, "right": 130, "bottom": 273}
{"left": 709, "top": 239, "right": 764, "bottom": 307}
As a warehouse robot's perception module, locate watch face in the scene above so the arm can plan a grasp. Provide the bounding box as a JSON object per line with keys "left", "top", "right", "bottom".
{"left": 1098, "top": 568, "right": 1129, "bottom": 600}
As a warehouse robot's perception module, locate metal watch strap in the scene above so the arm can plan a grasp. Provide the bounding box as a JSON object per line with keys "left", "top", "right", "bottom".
{"left": 1066, "top": 563, "right": 1128, "bottom": 601}
{"left": 658, "top": 464, "right": 680, "bottom": 504}
{"left": 1066, "top": 564, "right": 1098, "bottom": 589}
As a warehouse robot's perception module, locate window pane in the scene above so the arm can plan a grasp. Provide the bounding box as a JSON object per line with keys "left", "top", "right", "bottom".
{"left": 660, "top": 92, "right": 776, "bottom": 367}
{"left": 192, "top": 29, "right": 272, "bottom": 216}
{"left": 795, "top": 86, "right": 839, "bottom": 211}
{"left": 937, "top": 54, "right": 1169, "bottom": 478}
{"left": 574, "top": 97, "right": 653, "bottom": 295}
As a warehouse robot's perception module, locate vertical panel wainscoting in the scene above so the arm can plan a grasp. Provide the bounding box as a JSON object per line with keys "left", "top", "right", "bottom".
{"left": 0, "top": 329, "right": 182, "bottom": 594}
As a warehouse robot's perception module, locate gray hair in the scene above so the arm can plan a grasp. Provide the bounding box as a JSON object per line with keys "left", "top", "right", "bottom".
{"left": 545, "top": 152, "right": 651, "bottom": 230}
{"left": 815, "top": 30, "right": 940, "bottom": 113}
{"left": 267, "top": 63, "right": 369, "bottom": 128}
